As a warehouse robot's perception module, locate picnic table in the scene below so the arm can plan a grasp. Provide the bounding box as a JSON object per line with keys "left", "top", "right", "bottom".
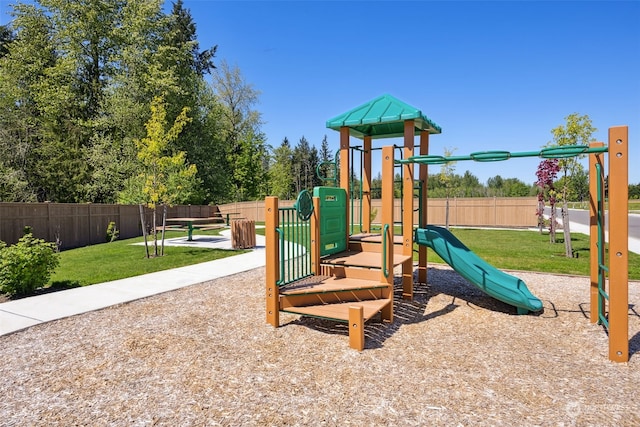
{"left": 164, "top": 217, "right": 225, "bottom": 241}
{"left": 215, "top": 212, "right": 242, "bottom": 226}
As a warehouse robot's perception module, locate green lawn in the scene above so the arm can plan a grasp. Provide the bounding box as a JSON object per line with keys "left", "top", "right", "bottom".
{"left": 38, "top": 224, "right": 640, "bottom": 294}
{"left": 257, "top": 225, "right": 640, "bottom": 280}
{"left": 424, "top": 228, "right": 640, "bottom": 280}
{"left": 49, "top": 230, "right": 246, "bottom": 289}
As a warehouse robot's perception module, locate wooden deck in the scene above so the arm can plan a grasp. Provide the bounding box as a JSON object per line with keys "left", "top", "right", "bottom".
{"left": 282, "top": 298, "right": 392, "bottom": 322}
{"left": 321, "top": 250, "right": 411, "bottom": 268}
{"left": 280, "top": 276, "right": 388, "bottom": 295}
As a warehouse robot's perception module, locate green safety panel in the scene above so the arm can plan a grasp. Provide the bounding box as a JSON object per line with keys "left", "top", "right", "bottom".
{"left": 313, "top": 186, "right": 347, "bottom": 256}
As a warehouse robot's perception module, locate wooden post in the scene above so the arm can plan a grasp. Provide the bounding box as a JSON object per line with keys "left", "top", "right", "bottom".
{"left": 588, "top": 142, "right": 605, "bottom": 324}
{"left": 402, "top": 120, "right": 415, "bottom": 300}
{"left": 607, "top": 126, "right": 629, "bottom": 363}
{"left": 380, "top": 146, "right": 394, "bottom": 323}
{"left": 340, "top": 127, "right": 350, "bottom": 243}
{"left": 265, "top": 197, "right": 280, "bottom": 327}
{"left": 418, "top": 130, "right": 430, "bottom": 283}
{"left": 348, "top": 305, "right": 365, "bottom": 351}
{"left": 362, "top": 136, "right": 372, "bottom": 233}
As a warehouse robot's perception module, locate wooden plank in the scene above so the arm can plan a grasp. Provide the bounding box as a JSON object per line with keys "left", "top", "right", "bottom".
{"left": 280, "top": 276, "right": 387, "bottom": 295}
{"left": 280, "top": 288, "right": 387, "bottom": 308}
{"left": 283, "top": 298, "right": 392, "bottom": 322}
{"left": 321, "top": 250, "right": 411, "bottom": 268}
{"left": 607, "top": 126, "right": 629, "bottom": 363}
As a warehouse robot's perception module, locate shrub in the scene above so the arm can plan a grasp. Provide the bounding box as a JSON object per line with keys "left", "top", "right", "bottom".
{"left": 0, "top": 234, "right": 60, "bottom": 297}
{"left": 106, "top": 221, "right": 119, "bottom": 242}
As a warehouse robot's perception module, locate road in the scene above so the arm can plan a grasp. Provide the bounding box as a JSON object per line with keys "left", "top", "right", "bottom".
{"left": 544, "top": 207, "right": 640, "bottom": 254}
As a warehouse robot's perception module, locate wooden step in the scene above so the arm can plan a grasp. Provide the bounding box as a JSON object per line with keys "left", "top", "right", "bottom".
{"left": 280, "top": 275, "right": 388, "bottom": 296}
{"left": 349, "top": 233, "right": 408, "bottom": 253}
{"left": 321, "top": 250, "right": 412, "bottom": 269}
{"left": 282, "top": 298, "right": 392, "bottom": 323}
{"left": 280, "top": 276, "right": 391, "bottom": 308}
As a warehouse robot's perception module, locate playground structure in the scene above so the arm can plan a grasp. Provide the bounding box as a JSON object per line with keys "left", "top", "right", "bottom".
{"left": 265, "top": 95, "right": 630, "bottom": 362}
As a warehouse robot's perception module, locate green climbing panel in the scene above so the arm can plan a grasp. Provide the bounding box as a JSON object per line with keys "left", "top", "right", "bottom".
{"left": 313, "top": 186, "right": 347, "bottom": 256}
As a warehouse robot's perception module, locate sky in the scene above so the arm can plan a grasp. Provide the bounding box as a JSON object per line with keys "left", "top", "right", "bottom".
{"left": 1, "top": 0, "right": 639, "bottom": 186}
{"left": 174, "top": 0, "right": 640, "bottom": 186}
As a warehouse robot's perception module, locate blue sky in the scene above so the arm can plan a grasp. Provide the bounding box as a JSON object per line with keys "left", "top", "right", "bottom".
{"left": 2, "top": 0, "right": 638, "bottom": 185}
{"left": 179, "top": 0, "right": 640, "bottom": 185}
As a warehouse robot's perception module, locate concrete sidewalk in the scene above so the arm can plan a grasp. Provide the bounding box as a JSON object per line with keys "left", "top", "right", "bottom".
{"left": 0, "top": 230, "right": 266, "bottom": 337}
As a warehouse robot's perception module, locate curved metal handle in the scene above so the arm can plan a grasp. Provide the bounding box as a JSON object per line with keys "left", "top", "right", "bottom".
{"left": 382, "top": 224, "right": 390, "bottom": 278}
{"left": 276, "top": 227, "right": 284, "bottom": 286}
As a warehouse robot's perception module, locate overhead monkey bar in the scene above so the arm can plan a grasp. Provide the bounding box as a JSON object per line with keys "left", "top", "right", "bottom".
{"left": 397, "top": 144, "right": 609, "bottom": 165}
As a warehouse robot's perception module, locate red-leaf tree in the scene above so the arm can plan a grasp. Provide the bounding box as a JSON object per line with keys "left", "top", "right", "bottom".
{"left": 536, "top": 158, "right": 560, "bottom": 243}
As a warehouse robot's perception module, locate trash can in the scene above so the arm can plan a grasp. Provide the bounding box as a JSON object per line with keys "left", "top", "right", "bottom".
{"left": 231, "top": 219, "right": 256, "bottom": 249}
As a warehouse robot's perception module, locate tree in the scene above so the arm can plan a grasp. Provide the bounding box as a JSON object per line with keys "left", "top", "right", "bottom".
{"left": 459, "top": 170, "right": 482, "bottom": 197}
{"left": 535, "top": 158, "right": 560, "bottom": 241}
{"left": 292, "top": 136, "right": 319, "bottom": 195}
{"left": 212, "top": 60, "right": 265, "bottom": 202}
{"left": 269, "top": 137, "right": 294, "bottom": 199}
{"left": 439, "top": 147, "right": 457, "bottom": 229}
{"left": 547, "top": 113, "right": 596, "bottom": 257}
{"left": 119, "top": 96, "right": 199, "bottom": 257}
{"left": 318, "top": 135, "right": 335, "bottom": 185}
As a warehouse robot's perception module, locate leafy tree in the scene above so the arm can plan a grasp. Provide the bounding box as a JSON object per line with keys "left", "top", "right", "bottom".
{"left": 547, "top": 113, "right": 596, "bottom": 257}
{"left": 119, "top": 96, "right": 199, "bottom": 257}
{"left": 629, "top": 183, "right": 640, "bottom": 200}
{"left": 269, "top": 137, "right": 294, "bottom": 199}
{"left": 439, "top": 147, "right": 457, "bottom": 229}
{"left": 458, "top": 170, "right": 482, "bottom": 197}
{"left": 0, "top": 24, "right": 14, "bottom": 58}
{"left": 212, "top": 60, "right": 265, "bottom": 202}
{"left": 535, "top": 158, "right": 560, "bottom": 241}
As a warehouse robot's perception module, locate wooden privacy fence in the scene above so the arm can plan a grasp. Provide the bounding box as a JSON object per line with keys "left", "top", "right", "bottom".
{"left": 0, "top": 203, "right": 219, "bottom": 250}
{"left": 218, "top": 197, "right": 539, "bottom": 228}
{"left": 0, "top": 198, "right": 537, "bottom": 250}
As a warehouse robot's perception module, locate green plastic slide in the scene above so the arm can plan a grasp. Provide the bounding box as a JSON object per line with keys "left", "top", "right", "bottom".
{"left": 415, "top": 225, "right": 543, "bottom": 314}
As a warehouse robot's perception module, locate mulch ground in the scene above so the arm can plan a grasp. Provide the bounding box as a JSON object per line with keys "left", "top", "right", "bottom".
{"left": 1, "top": 265, "right": 638, "bottom": 426}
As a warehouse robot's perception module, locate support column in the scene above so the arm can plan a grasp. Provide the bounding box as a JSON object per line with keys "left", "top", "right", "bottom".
{"left": 607, "top": 126, "right": 628, "bottom": 363}
{"left": 380, "top": 146, "right": 395, "bottom": 322}
{"left": 348, "top": 305, "right": 365, "bottom": 351}
{"left": 402, "top": 120, "right": 415, "bottom": 300}
{"left": 265, "top": 197, "right": 280, "bottom": 327}
{"left": 340, "top": 126, "right": 350, "bottom": 242}
{"left": 362, "top": 136, "right": 372, "bottom": 233}
{"left": 418, "top": 130, "right": 430, "bottom": 283}
{"left": 588, "top": 142, "right": 605, "bottom": 324}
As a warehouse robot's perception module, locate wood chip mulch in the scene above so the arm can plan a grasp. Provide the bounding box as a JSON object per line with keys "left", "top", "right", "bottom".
{"left": 1, "top": 265, "right": 639, "bottom": 426}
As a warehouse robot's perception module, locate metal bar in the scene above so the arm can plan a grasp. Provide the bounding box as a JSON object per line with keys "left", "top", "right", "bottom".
{"left": 398, "top": 145, "right": 610, "bottom": 165}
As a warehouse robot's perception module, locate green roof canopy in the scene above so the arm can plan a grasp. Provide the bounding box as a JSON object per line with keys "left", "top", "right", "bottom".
{"left": 326, "top": 94, "right": 442, "bottom": 139}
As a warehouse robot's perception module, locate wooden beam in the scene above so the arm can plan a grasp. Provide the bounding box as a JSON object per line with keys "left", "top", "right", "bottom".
{"left": 340, "top": 126, "right": 350, "bottom": 242}
{"left": 402, "top": 120, "right": 415, "bottom": 300}
{"left": 265, "top": 197, "right": 280, "bottom": 327}
{"left": 418, "top": 130, "right": 430, "bottom": 283}
{"left": 607, "top": 126, "right": 629, "bottom": 363}
{"left": 348, "top": 305, "right": 365, "bottom": 351}
{"left": 362, "top": 136, "right": 372, "bottom": 233}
